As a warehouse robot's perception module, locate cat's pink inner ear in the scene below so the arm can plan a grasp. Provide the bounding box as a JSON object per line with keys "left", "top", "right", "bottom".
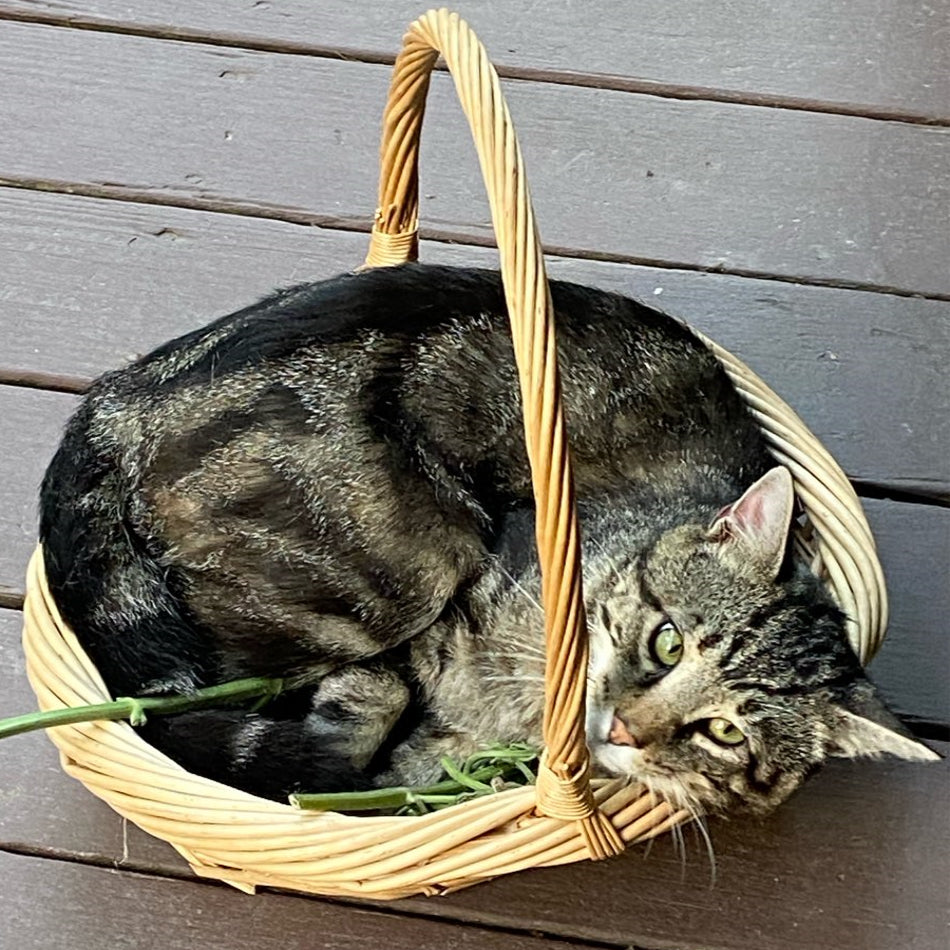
{"left": 709, "top": 467, "right": 795, "bottom": 578}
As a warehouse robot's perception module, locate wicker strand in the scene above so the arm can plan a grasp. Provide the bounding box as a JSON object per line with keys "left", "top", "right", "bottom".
{"left": 364, "top": 7, "right": 622, "bottom": 859}
{"left": 534, "top": 752, "right": 597, "bottom": 821}
{"left": 364, "top": 226, "right": 419, "bottom": 268}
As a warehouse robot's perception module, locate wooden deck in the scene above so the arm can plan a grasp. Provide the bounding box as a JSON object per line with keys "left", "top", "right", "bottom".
{"left": 0, "top": 3, "right": 947, "bottom": 948}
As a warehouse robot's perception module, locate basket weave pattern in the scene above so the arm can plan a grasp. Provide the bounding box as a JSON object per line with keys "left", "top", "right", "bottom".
{"left": 22, "top": 8, "right": 887, "bottom": 898}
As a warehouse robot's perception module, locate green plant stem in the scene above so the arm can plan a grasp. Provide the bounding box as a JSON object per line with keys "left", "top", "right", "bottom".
{"left": 290, "top": 764, "right": 506, "bottom": 811}
{"left": 291, "top": 756, "right": 539, "bottom": 813}
{"left": 0, "top": 676, "right": 283, "bottom": 740}
{"left": 2, "top": 685, "right": 539, "bottom": 816}
{"left": 438, "top": 754, "right": 492, "bottom": 792}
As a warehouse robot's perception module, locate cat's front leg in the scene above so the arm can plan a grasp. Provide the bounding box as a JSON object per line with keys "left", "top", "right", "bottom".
{"left": 305, "top": 664, "right": 411, "bottom": 770}
{"left": 377, "top": 723, "right": 479, "bottom": 788}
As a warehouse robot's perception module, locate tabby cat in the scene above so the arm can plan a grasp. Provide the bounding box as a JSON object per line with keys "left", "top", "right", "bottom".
{"left": 39, "top": 263, "right": 936, "bottom": 813}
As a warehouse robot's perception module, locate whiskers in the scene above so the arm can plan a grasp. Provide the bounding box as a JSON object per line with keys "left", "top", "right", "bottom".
{"left": 483, "top": 671, "right": 545, "bottom": 685}
{"left": 497, "top": 563, "right": 544, "bottom": 614}
{"left": 640, "top": 773, "right": 717, "bottom": 885}
{"left": 482, "top": 643, "right": 546, "bottom": 687}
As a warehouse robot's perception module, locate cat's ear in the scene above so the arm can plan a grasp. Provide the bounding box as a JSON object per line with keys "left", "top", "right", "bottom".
{"left": 825, "top": 694, "right": 940, "bottom": 762}
{"left": 707, "top": 466, "right": 795, "bottom": 580}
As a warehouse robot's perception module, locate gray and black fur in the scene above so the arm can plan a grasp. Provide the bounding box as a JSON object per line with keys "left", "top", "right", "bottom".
{"left": 40, "top": 264, "right": 935, "bottom": 807}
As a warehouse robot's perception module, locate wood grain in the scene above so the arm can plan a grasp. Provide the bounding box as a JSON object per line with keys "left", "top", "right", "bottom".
{"left": 0, "top": 608, "right": 181, "bottom": 869}
{"left": 0, "top": 851, "right": 612, "bottom": 950}
{"left": 0, "top": 0, "right": 947, "bottom": 121}
{"left": 1, "top": 603, "right": 945, "bottom": 950}
{"left": 1, "top": 22, "right": 948, "bottom": 296}
{"left": 1, "top": 6, "right": 946, "bottom": 949}
{"left": 1, "top": 189, "right": 946, "bottom": 495}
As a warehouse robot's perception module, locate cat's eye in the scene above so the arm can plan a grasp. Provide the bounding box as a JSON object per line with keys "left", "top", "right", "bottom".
{"left": 649, "top": 621, "right": 683, "bottom": 667}
{"left": 705, "top": 717, "right": 745, "bottom": 746}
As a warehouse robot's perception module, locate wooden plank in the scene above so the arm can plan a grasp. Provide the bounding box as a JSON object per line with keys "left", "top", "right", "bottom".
{"left": 1, "top": 22, "right": 948, "bottom": 296}
{"left": 0, "top": 851, "right": 609, "bottom": 950}
{"left": 0, "top": 607, "right": 146, "bottom": 863}
{"left": 2, "top": 603, "right": 947, "bottom": 950}
{"left": 1, "top": 189, "right": 947, "bottom": 494}
{"left": 0, "top": 0, "right": 947, "bottom": 121}
{"left": 864, "top": 498, "right": 950, "bottom": 729}
{"left": 0, "top": 387, "right": 76, "bottom": 594}
{"left": 865, "top": 504, "right": 950, "bottom": 727}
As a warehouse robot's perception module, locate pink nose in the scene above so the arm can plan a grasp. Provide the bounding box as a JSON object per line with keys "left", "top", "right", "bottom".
{"left": 608, "top": 713, "right": 642, "bottom": 748}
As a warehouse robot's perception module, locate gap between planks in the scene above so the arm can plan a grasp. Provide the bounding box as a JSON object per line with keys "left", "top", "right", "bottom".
{"left": 2, "top": 177, "right": 948, "bottom": 305}
{"left": 0, "top": 7, "right": 946, "bottom": 128}
{"left": 0, "top": 587, "right": 23, "bottom": 610}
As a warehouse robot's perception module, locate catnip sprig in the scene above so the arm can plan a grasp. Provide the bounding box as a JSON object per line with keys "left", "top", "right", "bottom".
{"left": 0, "top": 676, "right": 284, "bottom": 740}
{"left": 291, "top": 742, "right": 540, "bottom": 814}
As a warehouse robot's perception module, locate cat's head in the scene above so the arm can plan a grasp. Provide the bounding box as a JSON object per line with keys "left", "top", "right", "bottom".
{"left": 585, "top": 466, "right": 938, "bottom": 817}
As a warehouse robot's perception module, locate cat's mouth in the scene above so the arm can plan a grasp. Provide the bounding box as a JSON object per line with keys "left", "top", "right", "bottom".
{"left": 586, "top": 708, "right": 686, "bottom": 792}
{"left": 588, "top": 735, "right": 701, "bottom": 813}
{"left": 587, "top": 706, "right": 658, "bottom": 778}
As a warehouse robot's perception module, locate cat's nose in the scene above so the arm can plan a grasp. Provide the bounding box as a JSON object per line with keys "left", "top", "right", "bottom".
{"left": 608, "top": 713, "right": 642, "bottom": 748}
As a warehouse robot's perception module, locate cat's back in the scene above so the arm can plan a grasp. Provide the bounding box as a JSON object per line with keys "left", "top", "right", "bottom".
{"left": 60, "top": 262, "right": 771, "bottom": 510}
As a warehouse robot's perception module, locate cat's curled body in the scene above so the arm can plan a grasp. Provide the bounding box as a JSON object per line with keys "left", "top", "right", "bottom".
{"left": 40, "top": 264, "right": 935, "bottom": 812}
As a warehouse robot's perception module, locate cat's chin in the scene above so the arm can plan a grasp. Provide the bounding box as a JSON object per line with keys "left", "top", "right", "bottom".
{"left": 589, "top": 741, "right": 699, "bottom": 811}
{"left": 589, "top": 740, "right": 646, "bottom": 779}
{"left": 586, "top": 706, "right": 644, "bottom": 772}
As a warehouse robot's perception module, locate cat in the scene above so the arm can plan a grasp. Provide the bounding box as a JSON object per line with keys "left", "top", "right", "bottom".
{"left": 39, "top": 263, "right": 937, "bottom": 812}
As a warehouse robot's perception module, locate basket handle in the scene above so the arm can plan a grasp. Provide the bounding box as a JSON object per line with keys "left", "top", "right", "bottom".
{"left": 364, "top": 9, "right": 623, "bottom": 859}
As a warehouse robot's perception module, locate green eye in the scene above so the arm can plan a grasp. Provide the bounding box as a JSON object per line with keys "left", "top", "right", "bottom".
{"left": 706, "top": 717, "right": 745, "bottom": 746}
{"left": 650, "top": 621, "right": 684, "bottom": 667}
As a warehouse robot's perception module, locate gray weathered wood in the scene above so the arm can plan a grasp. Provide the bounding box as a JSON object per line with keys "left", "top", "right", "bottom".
{"left": 1, "top": 607, "right": 946, "bottom": 950}
{"left": 0, "top": 850, "right": 609, "bottom": 950}
{"left": 1, "top": 22, "right": 948, "bottom": 296}
{"left": 1, "top": 189, "right": 947, "bottom": 494}
{"left": 870, "top": 505, "right": 950, "bottom": 726}
{"left": 0, "top": 608, "right": 180, "bottom": 868}
{"left": 0, "top": 387, "right": 75, "bottom": 593}
{"left": 864, "top": 498, "right": 950, "bottom": 728}
{"left": 1, "top": 0, "right": 947, "bottom": 121}
{"left": 2, "top": 5, "right": 947, "bottom": 949}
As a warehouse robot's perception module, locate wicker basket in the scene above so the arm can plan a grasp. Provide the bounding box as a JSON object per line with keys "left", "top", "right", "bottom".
{"left": 21, "top": 8, "right": 887, "bottom": 899}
